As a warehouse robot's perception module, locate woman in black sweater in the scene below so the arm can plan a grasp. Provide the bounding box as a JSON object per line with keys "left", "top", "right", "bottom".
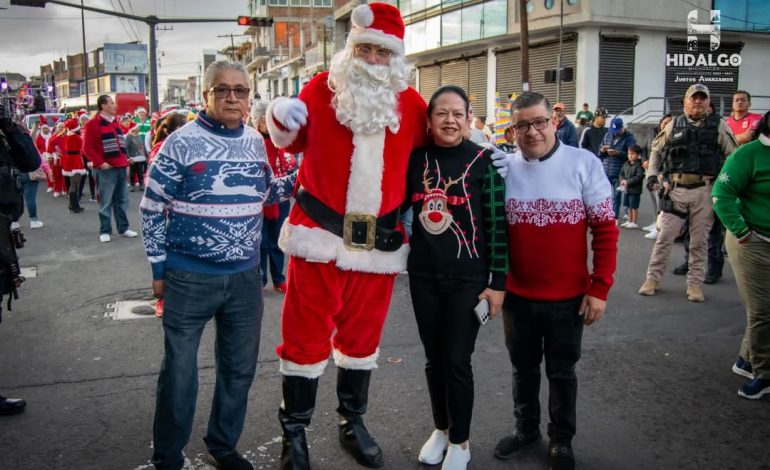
{"left": 405, "top": 85, "right": 508, "bottom": 470}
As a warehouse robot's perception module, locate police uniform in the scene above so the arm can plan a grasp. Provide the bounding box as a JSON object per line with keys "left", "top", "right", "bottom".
{"left": 640, "top": 84, "right": 737, "bottom": 301}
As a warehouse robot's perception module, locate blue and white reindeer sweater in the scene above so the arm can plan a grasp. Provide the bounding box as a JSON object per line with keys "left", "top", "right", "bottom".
{"left": 139, "top": 112, "right": 296, "bottom": 280}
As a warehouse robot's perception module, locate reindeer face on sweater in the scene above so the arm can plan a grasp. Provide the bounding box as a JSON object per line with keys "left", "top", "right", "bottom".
{"left": 413, "top": 174, "right": 468, "bottom": 235}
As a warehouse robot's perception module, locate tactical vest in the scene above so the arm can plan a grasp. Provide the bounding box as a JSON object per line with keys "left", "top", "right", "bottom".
{"left": 663, "top": 113, "right": 722, "bottom": 177}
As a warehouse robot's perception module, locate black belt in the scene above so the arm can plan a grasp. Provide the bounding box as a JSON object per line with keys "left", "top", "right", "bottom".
{"left": 673, "top": 182, "right": 707, "bottom": 189}
{"left": 295, "top": 188, "right": 403, "bottom": 252}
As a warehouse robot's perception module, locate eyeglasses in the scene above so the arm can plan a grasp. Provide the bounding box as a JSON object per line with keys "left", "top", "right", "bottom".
{"left": 354, "top": 44, "right": 393, "bottom": 60}
{"left": 209, "top": 86, "right": 250, "bottom": 99}
{"left": 512, "top": 117, "right": 550, "bottom": 134}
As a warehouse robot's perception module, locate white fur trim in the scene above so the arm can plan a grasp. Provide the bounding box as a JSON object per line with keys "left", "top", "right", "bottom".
{"left": 346, "top": 132, "right": 385, "bottom": 215}
{"left": 347, "top": 29, "right": 405, "bottom": 57}
{"left": 280, "top": 358, "right": 328, "bottom": 379}
{"left": 279, "top": 223, "right": 409, "bottom": 274}
{"left": 759, "top": 134, "right": 770, "bottom": 146}
{"left": 266, "top": 98, "right": 300, "bottom": 149}
{"left": 61, "top": 169, "right": 87, "bottom": 176}
{"left": 66, "top": 126, "right": 80, "bottom": 135}
{"left": 334, "top": 348, "right": 379, "bottom": 370}
{"left": 351, "top": 4, "right": 374, "bottom": 28}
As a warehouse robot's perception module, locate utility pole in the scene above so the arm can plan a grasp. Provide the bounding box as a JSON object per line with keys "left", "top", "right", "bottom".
{"left": 80, "top": 0, "right": 89, "bottom": 109}
{"left": 519, "top": 0, "right": 530, "bottom": 92}
{"left": 217, "top": 34, "right": 250, "bottom": 61}
{"left": 12, "top": 0, "right": 237, "bottom": 113}
{"left": 557, "top": 0, "right": 564, "bottom": 103}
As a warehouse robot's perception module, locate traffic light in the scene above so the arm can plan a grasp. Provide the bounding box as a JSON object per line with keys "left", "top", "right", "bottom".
{"left": 237, "top": 16, "right": 274, "bottom": 27}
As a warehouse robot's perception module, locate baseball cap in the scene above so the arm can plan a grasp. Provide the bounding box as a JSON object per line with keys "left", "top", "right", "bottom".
{"left": 609, "top": 117, "right": 624, "bottom": 135}
{"left": 552, "top": 102, "right": 566, "bottom": 110}
{"left": 594, "top": 107, "right": 608, "bottom": 118}
{"left": 685, "top": 83, "right": 710, "bottom": 100}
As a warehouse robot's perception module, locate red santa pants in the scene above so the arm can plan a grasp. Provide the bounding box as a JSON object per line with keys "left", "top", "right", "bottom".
{"left": 52, "top": 160, "right": 66, "bottom": 194}
{"left": 276, "top": 256, "right": 396, "bottom": 378}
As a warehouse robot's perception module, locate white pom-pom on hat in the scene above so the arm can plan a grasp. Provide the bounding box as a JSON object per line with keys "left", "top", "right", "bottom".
{"left": 351, "top": 4, "right": 374, "bottom": 29}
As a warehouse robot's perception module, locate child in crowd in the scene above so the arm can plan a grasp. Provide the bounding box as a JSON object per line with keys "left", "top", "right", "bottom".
{"left": 619, "top": 144, "right": 645, "bottom": 229}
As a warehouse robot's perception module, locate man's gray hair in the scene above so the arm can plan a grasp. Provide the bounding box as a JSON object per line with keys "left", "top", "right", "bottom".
{"left": 202, "top": 60, "right": 249, "bottom": 91}
{"left": 511, "top": 91, "right": 551, "bottom": 113}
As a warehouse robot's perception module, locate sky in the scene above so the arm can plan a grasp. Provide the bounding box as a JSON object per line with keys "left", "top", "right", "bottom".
{"left": 0, "top": 0, "right": 250, "bottom": 88}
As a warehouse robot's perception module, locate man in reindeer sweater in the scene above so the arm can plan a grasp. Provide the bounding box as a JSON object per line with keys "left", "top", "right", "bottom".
{"left": 267, "top": 3, "right": 428, "bottom": 468}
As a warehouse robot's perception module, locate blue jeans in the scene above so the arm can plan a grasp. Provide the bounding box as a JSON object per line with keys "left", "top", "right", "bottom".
{"left": 152, "top": 268, "right": 263, "bottom": 470}
{"left": 95, "top": 167, "right": 130, "bottom": 235}
{"left": 609, "top": 177, "right": 623, "bottom": 219}
{"left": 20, "top": 173, "right": 39, "bottom": 220}
{"left": 259, "top": 201, "right": 290, "bottom": 286}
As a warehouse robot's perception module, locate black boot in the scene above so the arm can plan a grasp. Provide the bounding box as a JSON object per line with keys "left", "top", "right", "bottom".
{"left": 279, "top": 375, "right": 318, "bottom": 470}
{"left": 68, "top": 193, "right": 84, "bottom": 213}
{"left": 337, "top": 368, "right": 384, "bottom": 468}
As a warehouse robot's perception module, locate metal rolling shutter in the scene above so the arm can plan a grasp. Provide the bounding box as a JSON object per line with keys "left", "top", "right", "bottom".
{"left": 467, "top": 55, "right": 488, "bottom": 110}
{"left": 598, "top": 36, "right": 637, "bottom": 115}
{"left": 495, "top": 49, "right": 521, "bottom": 101}
{"left": 529, "top": 39, "right": 577, "bottom": 113}
{"left": 418, "top": 65, "right": 440, "bottom": 102}
{"left": 665, "top": 38, "right": 743, "bottom": 115}
{"left": 440, "top": 60, "right": 469, "bottom": 90}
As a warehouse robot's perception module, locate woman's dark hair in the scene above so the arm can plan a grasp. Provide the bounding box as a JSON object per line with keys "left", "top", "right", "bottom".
{"left": 152, "top": 113, "right": 188, "bottom": 147}
{"left": 427, "top": 85, "right": 470, "bottom": 117}
{"left": 658, "top": 113, "right": 672, "bottom": 131}
{"left": 96, "top": 94, "right": 111, "bottom": 112}
{"left": 751, "top": 110, "right": 770, "bottom": 142}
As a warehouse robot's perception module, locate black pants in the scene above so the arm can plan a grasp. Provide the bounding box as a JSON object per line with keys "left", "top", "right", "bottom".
{"left": 130, "top": 161, "right": 147, "bottom": 188}
{"left": 502, "top": 293, "right": 584, "bottom": 444}
{"left": 682, "top": 215, "right": 725, "bottom": 275}
{"left": 409, "top": 275, "right": 485, "bottom": 444}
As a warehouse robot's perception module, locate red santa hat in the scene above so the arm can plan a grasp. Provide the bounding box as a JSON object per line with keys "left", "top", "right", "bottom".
{"left": 77, "top": 108, "right": 88, "bottom": 117}
{"left": 347, "top": 2, "right": 405, "bottom": 56}
{"left": 39, "top": 116, "right": 49, "bottom": 128}
{"left": 64, "top": 117, "right": 80, "bottom": 135}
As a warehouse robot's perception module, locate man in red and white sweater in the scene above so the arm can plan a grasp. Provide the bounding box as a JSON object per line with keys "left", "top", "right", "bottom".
{"left": 493, "top": 92, "right": 618, "bottom": 470}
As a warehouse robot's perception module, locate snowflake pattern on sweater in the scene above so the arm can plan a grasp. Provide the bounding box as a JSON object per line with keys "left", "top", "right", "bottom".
{"left": 140, "top": 114, "right": 296, "bottom": 280}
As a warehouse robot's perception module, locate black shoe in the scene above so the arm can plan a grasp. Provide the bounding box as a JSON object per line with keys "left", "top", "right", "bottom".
{"left": 672, "top": 263, "right": 688, "bottom": 275}
{"left": 0, "top": 395, "right": 26, "bottom": 416}
{"left": 279, "top": 375, "right": 318, "bottom": 470}
{"left": 549, "top": 442, "right": 575, "bottom": 470}
{"left": 206, "top": 451, "right": 254, "bottom": 470}
{"left": 704, "top": 272, "right": 722, "bottom": 284}
{"left": 494, "top": 429, "right": 542, "bottom": 460}
{"left": 337, "top": 368, "right": 384, "bottom": 468}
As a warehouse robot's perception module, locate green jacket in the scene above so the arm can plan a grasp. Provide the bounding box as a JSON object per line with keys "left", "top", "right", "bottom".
{"left": 711, "top": 137, "right": 770, "bottom": 240}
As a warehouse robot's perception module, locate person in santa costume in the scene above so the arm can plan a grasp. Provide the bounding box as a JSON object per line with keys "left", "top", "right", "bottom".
{"left": 267, "top": 3, "right": 429, "bottom": 469}
{"left": 34, "top": 117, "right": 55, "bottom": 193}
{"left": 61, "top": 118, "right": 86, "bottom": 213}
{"left": 46, "top": 118, "right": 67, "bottom": 197}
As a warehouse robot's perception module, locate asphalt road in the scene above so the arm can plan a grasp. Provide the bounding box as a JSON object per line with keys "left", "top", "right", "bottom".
{"left": 0, "top": 186, "right": 768, "bottom": 470}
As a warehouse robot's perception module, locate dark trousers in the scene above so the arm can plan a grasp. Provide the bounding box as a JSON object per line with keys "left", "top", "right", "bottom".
{"left": 259, "top": 200, "right": 289, "bottom": 286}
{"left": 409, "top": 275, "right": 485, "bottom": 444}
{"left": 682, "top": 215, "right": 725, "bottom": 275}
{"left": 130, "top": 161, "right": 147, "bottom": 187}
{"left": 502, "top": 293, "right": 584, "bottom": 444}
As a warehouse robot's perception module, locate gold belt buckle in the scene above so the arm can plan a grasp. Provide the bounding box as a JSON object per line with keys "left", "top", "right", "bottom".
{"left": 343, "top": 212, "right": 377, "bottom": 251}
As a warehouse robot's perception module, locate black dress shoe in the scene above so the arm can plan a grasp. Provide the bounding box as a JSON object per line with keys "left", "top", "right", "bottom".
{"left": 494, "top": 429, "right": 542, "bottom": 460}
{"left": 672, "top": 263, "right": 688, "bottom": 275}
{"left": 0, "top": 395, "right": 26, "bottom": 416}
{"left": 549, "top": 442, "right": 575, "bottom": 470}
{"left": 206, "top": 451, "right": 254, "bottom": 470}
{"left": 704, "top": 272, "right": 722, "bottom": 284}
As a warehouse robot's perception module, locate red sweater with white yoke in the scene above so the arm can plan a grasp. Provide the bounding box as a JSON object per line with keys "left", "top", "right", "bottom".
{"left": 504, "top": 142, "right": 619, "bottom": 301}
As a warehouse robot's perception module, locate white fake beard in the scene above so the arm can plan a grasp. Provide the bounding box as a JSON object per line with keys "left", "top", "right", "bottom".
{"left": 328, "top": 52, "right": 410, "bottom": 135}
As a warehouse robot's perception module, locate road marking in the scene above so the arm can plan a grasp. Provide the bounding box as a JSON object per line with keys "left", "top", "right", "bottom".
{"left": 20, "top": 266, "right": 37, "bottom": 278}
{"left": 106, "top": 300, "right": 157, "bottom": 320}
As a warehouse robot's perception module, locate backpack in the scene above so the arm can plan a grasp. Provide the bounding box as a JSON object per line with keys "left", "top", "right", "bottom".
{"left": 0, "top": 132, "right": 24, "bottom": 222}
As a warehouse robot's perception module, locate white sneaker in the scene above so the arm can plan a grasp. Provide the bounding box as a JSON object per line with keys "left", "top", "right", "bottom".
{"left": 100, "top": 234, "right": 111, "bottom": 243}
{"left": 441, "top": 443, "right": 470, "bottom": 470}
{"left": 623, "top": 213, "right": 629, "bottom": 220}
{"left": 418, "top": 429, "right": 449, "bottom": 465}
{"left": 119, "top": 229, "right": 138, "bottom": 238}
{"left": 46, "top": 187, "right": 53, "bottom": 193}
{"left": 642, "top": 223, "right": 656, "bottom": 232}
{"left": 29, "top": 220, "right": 44, "bottom": 229}
{"left": 644, "top": 229, "right": 658, "bottom": 239}
{"left": 53, "top": 192, "right": 60, "bottom": 198}
{"left": 619, "top": 221, "right": 630, "bottom": 228}
{"left": 625, "top": 222, "right": 639, "bottom": 229}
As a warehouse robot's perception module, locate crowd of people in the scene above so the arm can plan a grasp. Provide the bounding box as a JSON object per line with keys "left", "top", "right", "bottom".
{"left": 1, "top": 2, "right": 768, "bottom": 470}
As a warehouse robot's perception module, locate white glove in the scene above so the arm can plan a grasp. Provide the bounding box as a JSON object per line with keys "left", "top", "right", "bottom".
{"left": 489, "top": 147, "right": 513, "bottom": 179}
{"left": 273, "top": 98, "right": 308, "bottom": 132}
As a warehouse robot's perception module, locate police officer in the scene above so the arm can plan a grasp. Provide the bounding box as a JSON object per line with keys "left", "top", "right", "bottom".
{"left": 638, "top": 83, "right": 737, "bottom": 302}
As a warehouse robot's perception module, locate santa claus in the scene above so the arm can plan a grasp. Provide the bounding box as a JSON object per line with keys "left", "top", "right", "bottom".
{"left": 267, "top": 3, "right": 428, "bottom": 469}
{"left": 61, "top": 118, "right": 86, "bottom": 213}
{"left": 34, "top": 118, "right": 54, "bottom": 192}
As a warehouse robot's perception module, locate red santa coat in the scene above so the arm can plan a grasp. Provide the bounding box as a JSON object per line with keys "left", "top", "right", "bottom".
{"left": 267, "top": 72, "right": 428, "bottom": 274}
{"left": 61, "top": 132, "right": 86, "bottom": 176}
{"left": 34, "top": 133, "right": 51, "bottom": 158}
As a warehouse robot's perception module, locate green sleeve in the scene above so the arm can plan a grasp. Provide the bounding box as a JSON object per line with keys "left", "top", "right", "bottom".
{"left": 482, "top": 161, "right": 509, "bottom": 290}
{"left": 712, "top": 146, "right": 752, "bottom": 239}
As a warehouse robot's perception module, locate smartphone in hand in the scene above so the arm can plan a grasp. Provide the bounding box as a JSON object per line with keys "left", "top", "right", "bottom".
{"left": 474, "top": 298, "right": 490, "bottom": 326}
